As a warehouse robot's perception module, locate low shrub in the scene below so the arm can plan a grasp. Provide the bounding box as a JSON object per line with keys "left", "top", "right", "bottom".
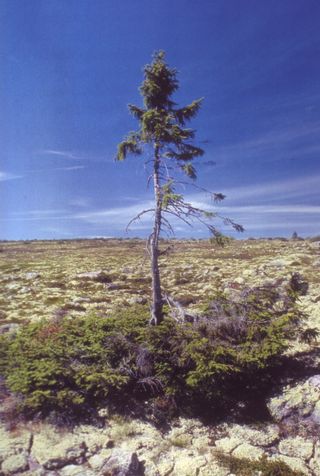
{"left": 0, "top": 306, "right": 149, "bottom": 419}
{"left": 0, "top": 282, "right": 316, "bottom": 421}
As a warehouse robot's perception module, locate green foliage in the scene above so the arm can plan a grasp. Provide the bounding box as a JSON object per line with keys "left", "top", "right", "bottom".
{"left": 215, "top": 453, "right": 305, "bottom": 476}
{"left": 117, "top": 50, "right": 204, "bottom": 166}
{"left": 1, "top": 306, "right": 149, "bottom": 416}
{"left": 210, "top": 232, "right": 232, "bottom": 247}
{"left": 0, "top": 284, "right": 314, "bottom": 419}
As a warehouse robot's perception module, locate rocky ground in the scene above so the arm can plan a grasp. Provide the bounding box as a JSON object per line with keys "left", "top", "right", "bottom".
{"left": 0, "top": 238, "right": 319, "bottom": 475}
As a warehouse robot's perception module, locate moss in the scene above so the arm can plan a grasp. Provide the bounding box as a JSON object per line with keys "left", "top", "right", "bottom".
{"left": 168, "top": 434, "right": 191, "bottom": 448}
{"left": 216, "top": 453, "right": 305, "bottom": 476}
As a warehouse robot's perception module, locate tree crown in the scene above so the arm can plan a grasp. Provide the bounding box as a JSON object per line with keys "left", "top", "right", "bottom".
{"left": 117, "top": 51, "right": 204, "bottom": 179}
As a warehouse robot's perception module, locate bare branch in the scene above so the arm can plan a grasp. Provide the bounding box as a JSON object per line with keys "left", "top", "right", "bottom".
{"left": 126, "top": 208, "right": 154, "bottom": 232}
{"left": 163, "top": 209, "right": 194, "bottom": 228}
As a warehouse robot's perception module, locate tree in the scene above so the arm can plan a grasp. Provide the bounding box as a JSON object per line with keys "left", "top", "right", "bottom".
{"left": 116, "top": 51, "right": 242, "bottom": 325}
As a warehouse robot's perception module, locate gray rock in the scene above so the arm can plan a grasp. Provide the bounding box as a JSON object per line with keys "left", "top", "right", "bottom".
{"left": 173, "top": 455, "right": 207, "bottom": 476}
{"left": 214, "top": 437, "right": 241, "bottom": 453}
{"left": 267, "top": 375, "right": 320, "bottom": 430}
{"left": 278, "top": 436, "right": 314, "bottom": 460}
{"left": 128, "top": 296, "right": 147, "bottom": 305}
{"left": 308, "top": 375, "right": 320, "bottom": 388}
{"left": 101, "top": 449, "right": 141, "bottom": 475}
{"left": 198, "top": 462, "right": 229, "bottom": 476}
{"left": 267, "top": 259, "right": 289, "bottom": 268}
{"left": 309, "top": 441, "right": 320, "bottom": 475}
{"left": 156, "top": 456, "right": 174, "bottom": 476}
{"left": 32, "top": 427, "right": 86, "bottom": 470}
{"left": 227, "top": 424, "right": 279, "bottom": 447}
{"left": 270, "top": 455, "right": 311, "bottom": 475}
{"left": 76, "top": 271, "right": 111, "bottom": 283}
{"left": 6, "top": 283, "right": 20, "bottom": 291}
{"left": 232, "top": 443, "right": 265, "bottom": 461}
{"left": 59, "top": 465, "right": 96, "bottom": 476}
{"left": 310, "top": 400, "right": 320, "bottom": 424}
{"left": 0, "top": 427, "right": 32, "bottom": 464}
{"left": 25, "top": 272, "right": 41, "bottom": 280}
{"left": 1, "top": 452, "right": 28, "bottom": 475}
{"left": 87, "top": 449, "right": 112, "bottom": 471}
{"left": 0, "top": 323, "right": 20, "bottom": 335}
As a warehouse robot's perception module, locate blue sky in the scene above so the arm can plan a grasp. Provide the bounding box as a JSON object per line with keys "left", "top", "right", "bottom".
{"left": 1, "top": 0, "right": 320, "bottom": 240}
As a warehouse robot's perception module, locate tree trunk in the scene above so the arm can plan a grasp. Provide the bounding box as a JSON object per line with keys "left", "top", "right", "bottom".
{"left": 150, "top": 145, "right": 163, "bottom": 325}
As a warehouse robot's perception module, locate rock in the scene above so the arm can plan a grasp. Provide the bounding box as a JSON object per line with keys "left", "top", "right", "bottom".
{"left": 141, "top": 459, "right": 160, "bottom": 476}
{"left": 20, "top": 470, "right": 51, "bottom": 476}
{"left": 0, "top": 323, "right": 20, "bottom": 335}
{"left": 0, "top": 427, "right": 32, "bottom": 464}
{"left": 267, "top": 375, "right": 320, "bottom": 431}
{"left": 19, "top": 286, "right": 32, "bottom": 294}
{"left": 32, "top": 427, "right": 86, "bottom": 470}
{"left": 214, "top": 437, "right": 241, "bottom": 454}
{"left": 156, "top": 456, "right": 174, "bottom": 476}
{"left": 59, "top": 465, "right": 96, "bottom": 476}
{"left": 267, "top": 259, "right": 289, "bottom": 268}
{"left": 198, "top": 462, "right": 229, "bottom": 476}
{"left": 76, "top": 271, "right": 111, "bottom": 283}
{"left": 310, "top": 400, "right": 320, "bottom": 424}
{"left": 270, "top": 455, "right": 311, "bottom": 475}
{"left": 172, "top": 455, "right": 207, "bottom": 476}
{"left": 106, "top": 283, "right": 122, "bottom": 290}
{"left": 77, "top": 427, "right": 111, "bottom": 456}
{"left": 128, "top": 296, "right": 147, "bottom": 305}
{"left": 308, "top": 375, "right": 320, "bottom": 388}
{"left": 309, "top": 441, "right": 320, "bottom": 475}
{"left": 25, "top": 272, "right": 41, "bottom": 280}
{"left": 6, "top": 283, "right": 20, "bottom": 291}
{"left": 233, "top": 277, "right": 245, "bottom": 285}
{"left": 232, "top": 443, "right": 265, "bottom": 460}
{"left": 88, "top": 449, "right": 112, "bottom": 471}
{"left": 228, "top": 424, "right": 279, "bottom": 446}
{"left": 100, "top": 449, "right": 141, "bottom": 475}
{"left": 167, "top": 428, "right": 192, "bottom": 448}
{"left": 174, "top": 418, "right": 203, "bottom": 432}
{"left": 278, "top": 436, "right": 314, "bottom": 460}
{"left": 72, "top": 297, "right": 91, "bottom": 304}
{"left": 192, "top": 435, "right": 211, "bottom": 451}
{"left": 1, "top": 452, "right": 28, "bottom": 474}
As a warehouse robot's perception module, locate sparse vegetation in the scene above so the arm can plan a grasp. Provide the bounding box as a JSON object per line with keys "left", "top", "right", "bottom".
{"left": 215, "top": 452, "right": 305, "bottom": 476}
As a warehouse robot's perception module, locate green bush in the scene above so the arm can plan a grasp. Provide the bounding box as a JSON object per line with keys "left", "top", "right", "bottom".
{"left": 0, "top": 283, "right": 315, "bottom": 420}
{"left": 1, "top": 306, "right": 149, "bottom": 417}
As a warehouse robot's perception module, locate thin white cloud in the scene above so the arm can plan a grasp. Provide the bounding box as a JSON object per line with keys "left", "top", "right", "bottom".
{"left": 69, "top": 198, "right": 91, "bottom": 208}
{"left": 39, "top": 149, "right": 114, "bottom": 164}
{"left": 226, "top": 175, "right": 320, "bottom": 203}
{"left": 40, "top": 226, "right": 74, "bottom": 236}
{"left": 11, "top": 209, "right": 67, "bottom": 217}
{"left": 40, "top": 149, "right": 84, "bottom": 160}
{"left": 74, "top": 201, "right": 155, "bottom": 225}
{"left": 209, "top": 121, "right": 320, "bottom": 164}
{"left": 0, "top": 171, "right": 23, "bottom": 181}
{"left": 54, "top": 166, "right": 86, "bottom": 171}
{"left": 220, "top": 205, "right": 320, "bottom": 214}
{"left": 1, "top": 209, "right": 71, "bottom": 222}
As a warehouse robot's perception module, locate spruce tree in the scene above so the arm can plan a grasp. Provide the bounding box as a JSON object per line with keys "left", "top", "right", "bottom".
{"left": 117, "top": 51, "right": 242, "bottom": 325}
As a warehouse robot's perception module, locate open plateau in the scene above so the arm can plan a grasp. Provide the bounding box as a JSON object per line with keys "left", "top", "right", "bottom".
{"left": 0, "top": 237, "right": 319, "bottom": 476}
